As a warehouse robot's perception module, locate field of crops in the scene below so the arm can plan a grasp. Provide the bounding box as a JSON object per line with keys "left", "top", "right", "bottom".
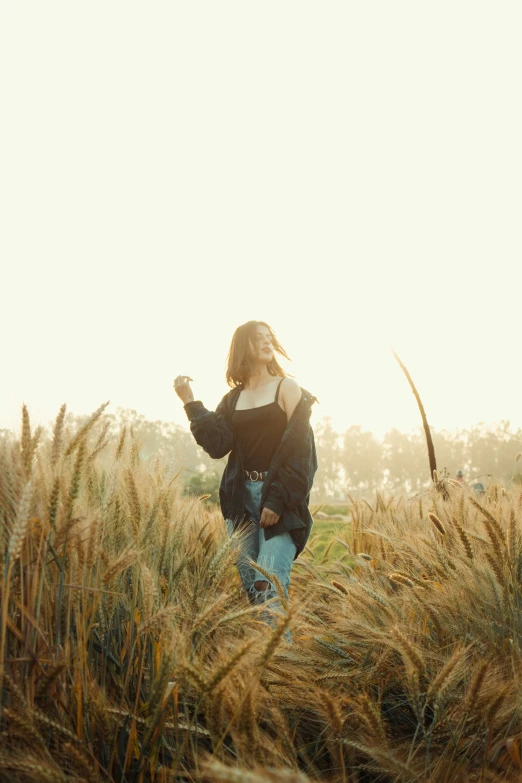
{"left": 1, "top": 404, "right": 521, "bottom": 782}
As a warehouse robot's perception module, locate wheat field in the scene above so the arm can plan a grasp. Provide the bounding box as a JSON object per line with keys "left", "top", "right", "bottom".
{"left": 0, "top": 404, "right": 521, "bottom": 782}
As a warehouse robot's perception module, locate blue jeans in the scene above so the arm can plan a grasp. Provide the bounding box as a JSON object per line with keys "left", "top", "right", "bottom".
{"left": 225, "top": 478, "right": 297, "bottom": 644}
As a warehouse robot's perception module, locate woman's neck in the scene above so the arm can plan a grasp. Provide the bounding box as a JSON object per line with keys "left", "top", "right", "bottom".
{"left": 244, "top": 366, "right": 274, "bottom": 390}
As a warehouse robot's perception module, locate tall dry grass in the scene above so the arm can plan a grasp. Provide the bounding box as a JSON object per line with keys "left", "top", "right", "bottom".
{"left": 0, "top": 405, "right": 521, "bottom": 782}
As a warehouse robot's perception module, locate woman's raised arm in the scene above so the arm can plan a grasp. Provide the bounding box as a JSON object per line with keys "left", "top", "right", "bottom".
{"left": 174, "top": 377, "right": 234, "bottom": 459}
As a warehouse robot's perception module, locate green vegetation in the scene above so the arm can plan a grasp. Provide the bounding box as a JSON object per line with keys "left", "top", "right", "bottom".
{"left": 308, "top": 520, "right": 351, "bottom": 562}
{"left": 182, "top": 470, "right": 221, "bottom": 504}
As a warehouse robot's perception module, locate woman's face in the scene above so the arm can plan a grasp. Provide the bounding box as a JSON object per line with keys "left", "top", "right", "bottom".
{"left": 250, "top": 325, "right": 274, "bottom": 365}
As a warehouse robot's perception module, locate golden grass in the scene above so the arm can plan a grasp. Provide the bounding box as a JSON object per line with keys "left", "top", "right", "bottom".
{"left": 0, "top": 404, "right": 522, "bottom": 781}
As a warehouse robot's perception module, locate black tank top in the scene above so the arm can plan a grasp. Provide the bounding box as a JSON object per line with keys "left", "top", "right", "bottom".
{"left": 231, "top": 378, "right": 288, "bottom": 472}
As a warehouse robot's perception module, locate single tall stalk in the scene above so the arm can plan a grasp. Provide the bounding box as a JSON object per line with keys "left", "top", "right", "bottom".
{"left": 392, "top": 348, "right": 437, "bottom": 483}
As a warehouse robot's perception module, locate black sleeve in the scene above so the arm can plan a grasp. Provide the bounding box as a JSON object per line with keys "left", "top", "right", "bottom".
{"left": 183, "top": 396, "right": 235, "bottom": 459}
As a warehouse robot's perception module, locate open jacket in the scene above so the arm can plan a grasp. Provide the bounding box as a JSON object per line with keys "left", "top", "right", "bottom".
{"left": 183, "top": 384, "right": 319, "bottom": 560}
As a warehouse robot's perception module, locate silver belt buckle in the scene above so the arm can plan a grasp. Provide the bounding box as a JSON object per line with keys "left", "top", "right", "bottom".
{"left": 250, "top": 470, "right": 259, "bottom": 481}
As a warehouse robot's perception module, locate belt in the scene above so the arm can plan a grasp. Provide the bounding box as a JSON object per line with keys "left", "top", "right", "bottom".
{"left": 244, "top": 469, "right": 268, "bottom": 481}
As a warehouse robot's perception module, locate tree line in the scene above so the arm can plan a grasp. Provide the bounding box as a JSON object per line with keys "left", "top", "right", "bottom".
{"left": 4, "top": 408, "right": 521, "bottom": 502}
{"left": 314, "top": 415, "right": 522, "bottom": 500}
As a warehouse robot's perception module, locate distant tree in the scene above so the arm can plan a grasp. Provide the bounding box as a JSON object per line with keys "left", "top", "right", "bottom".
{"left": 183, "top": 470, "right": 221, "bottom": 504}
{"left": 340, "top": 426, "right": 382, "bottom": 491}
{"left": 313, "top": 416, "right": 342, "bottom": 501}
{"left": 383, "top": 428, "right": 427, "bottom": 493}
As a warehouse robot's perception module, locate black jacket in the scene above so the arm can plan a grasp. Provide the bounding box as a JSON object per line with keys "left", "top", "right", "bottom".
{"left": 183, "top": 384, "right": 319, "bottom": 560}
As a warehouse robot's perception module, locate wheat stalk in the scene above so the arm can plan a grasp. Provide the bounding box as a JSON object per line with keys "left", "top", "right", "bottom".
{"left": 470, "top": 496, "right": 507, "bottom": 549}
{"left": 103, "top": 547, "right": 137, "bottom": 584}
{"left": 331, "top": 579, "right": 349, "bottom": 594}
{"left": 7, "top": 479, "right": 33, "bottom": 562}
{"left": 205, "top": 638, "right": 255, "bottom": 693}
{"left": 389, "top": 572, "right": 415, "bottom": 588}
{"left": 177, "top": 660, "right": 209, "bottom": 692}
{"left": 318, "top": 689, "right": 344, "bottom": 735}
{"left": 51, "top": 404, "right": 67, "bottom": 468}
{"left": 429, "top": 512, "right": 446, "bottom": 536}
{"left": 257, "top": 610, "right": 294, "bottom": 667}
{"left": 125, "top": 467, "right": 142, "bottom": 532}
{"left": 391, "top": 626, "right": 425, "bottom": 676}
{"left": 453, "top": 519, "right": 474, "bottom": 560}
{"left": 0, "top": 756, "right": 66, "bottom": 783}
{"left": 64, "top": 401, "right": 110, "bottom": 458}
{"left": 140, "top": 564, "right": 154, "bottom": 622}
{"left": 359, "top": 693, "right": 387, "bottom": 745}
{"left": 427, "top": 645, "right": 468, "bottom": 705}
{"left": 463, "top": 661, "right": 489, "bottom": 713}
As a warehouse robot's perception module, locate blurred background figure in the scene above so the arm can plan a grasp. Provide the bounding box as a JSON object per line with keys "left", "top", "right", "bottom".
{"left": 471, "top": 481, "right": 486, "bottom": 497}
{"left": 456, "top": 469, "right": 466, "bottom": 485}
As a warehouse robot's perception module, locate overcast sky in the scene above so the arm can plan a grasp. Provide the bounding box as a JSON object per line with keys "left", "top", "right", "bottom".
{"left": 1, "top": 2, "right": 521, "bottom": 440}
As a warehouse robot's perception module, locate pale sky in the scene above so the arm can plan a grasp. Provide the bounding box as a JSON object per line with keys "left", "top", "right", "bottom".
{"left": 1, "top": 2, "right": 521, "bottom": 440}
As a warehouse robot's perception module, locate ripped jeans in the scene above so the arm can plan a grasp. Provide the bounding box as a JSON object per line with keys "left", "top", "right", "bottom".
{"left": 225, "top": 478, "right": 297, "bottom": 644}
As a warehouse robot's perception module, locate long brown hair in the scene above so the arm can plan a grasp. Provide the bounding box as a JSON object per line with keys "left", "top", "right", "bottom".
{"left": 226, "top": 321, "right": 292, "bottom": 388}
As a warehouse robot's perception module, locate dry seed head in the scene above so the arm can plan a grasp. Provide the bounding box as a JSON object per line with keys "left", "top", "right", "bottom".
{"left": 242, "top": 684, "right": 259, "bottom": 746}
{"left": 51, "top": 403, "right": 67, "bottom": 467}
{"left": 516, "top": 452, "right": 522, "bottom": 462}
{"left": 391, "top": 626, "right": 425, "bottom": 676}
{"left": 139, "top": 605, "right": 177, "bottom": 636}
{"left": 357, "top": 552, "right": 373, "bottom": 561}
{"left": 47, "top": 475, "right": 61, "bottom": 529}
{"left": 508, "top": 508, "right": 519, "bottom": 560}
{"left": 454, "top": 521, "right": 473, "bottom": 560}
{"left": 486, "top": 687, "right": 508, "bottom": 726}
{"left": 389, "top": 573, "right": 415, "bottom": 588}
{"left": 427, "top": 645, "right": 467, "bottom": 702}
{"left": 485, "top": 552, "right": 504, "bottom": 585}
{"left": 141, "top": 564, "right": 155, "bottom": 621}
{"left": 429, "top": 512, "right": 446, "bottom": 535}
{"left": 62, "top": 742, "right": 96, "bottom": 780}
{"left": 0, "top": 758, "right": 65, "bottom": 783}
{"left": 8, "top": 479, "right": 33, "bottom": 561}
{"left": 331, "top": 579, "right": 349, "bottom": 594}
{"left": 206, "top": 638, "right": 255, "bottom": 693}
{"left": 64, "top": 400, "right": 110, "bottom": 458}
{"left": 424, "top": 604, "right": 443, "bottom": 638}
{"left": 177, "top": 661, "right": 209, "bottom": 692}
{"left": 464, "top": 661, "right": 489, "bottom": 712}
{"left": 85, "top": 518, "right": 100, "bottom": 570}
{"left": 470, "top": 496, "right": 508, "bottom": 548}
{"left": 20, "top": 404, "right": 32, "bottom": 473}
{"left": 125, "top": 468, "right": 142, "bottom": 527}
{"left": 115, "top": 425, "right": 127, "bottom": 459}
{"left": 103, "top": 547, "right": 137, "bottom": 584}
{"left": 68, "top": 439, "right": 87, "bottom": 505}
{"left": 318, "top": 689, "right": 344, "bottom": 735}
{"left": 360, "top": 693, "right": 387, "bottom": 745}
{"left": 257, "top": 610, "right": 293, "bottom": 667}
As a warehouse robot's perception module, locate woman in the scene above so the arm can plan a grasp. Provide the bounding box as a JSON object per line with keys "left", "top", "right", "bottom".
{"left": 174, "top": 321, "right": 318, "bottom": 643}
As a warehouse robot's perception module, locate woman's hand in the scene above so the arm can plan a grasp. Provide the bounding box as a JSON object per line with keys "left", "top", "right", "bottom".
{"left": 174, "top": 375, "right": 194, "bottom": 405}
{"left": 260, "top": 507, "right": 280, "bottom": 528}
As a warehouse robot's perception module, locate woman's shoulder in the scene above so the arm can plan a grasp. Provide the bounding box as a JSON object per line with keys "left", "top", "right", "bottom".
{"left": 280, "top": 376, "right": 301, "bottom": 390}
{"left": 280, "top": 378, "right": 318, "bottom": 408}
{"left": 279, "top": 376, "right": 302, "bottom": 398}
